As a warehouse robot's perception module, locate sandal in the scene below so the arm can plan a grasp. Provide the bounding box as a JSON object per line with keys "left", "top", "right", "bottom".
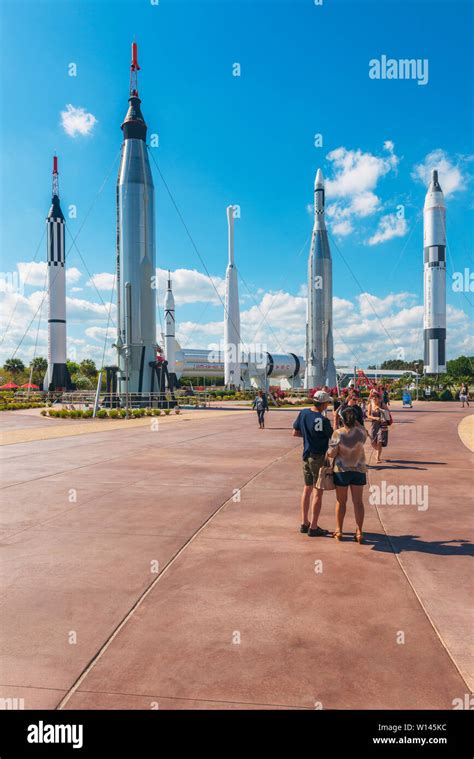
{"left": 333, "top": 530, "right": 343, "bottom": 541}
{"left": 354, "top": 530, "right": 364, "bottom": 544}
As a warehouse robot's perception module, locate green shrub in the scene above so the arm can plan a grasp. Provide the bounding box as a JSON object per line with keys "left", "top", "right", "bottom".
{"left": 152, "top": 408, "right": 161, "bottom": 416}
{"left": 119, "top": 409, "right": 127, "bottom": 418}
{"left": 97, "top": 409, "right": 108, "bottom": 419}
{"left": 59, "top": 410, "right": 69, "bottom": 418}
{"left": 145, "top": 408, "right": 153, "bottom": 416}
{"left": 439, "top": 389, "right": 453, "bottom": 401}
{"left": 163, "top": 409, "right": 171, "bottom": 415}
{"left": 132, "top": 409, "right": 142, "bottom": 418}
{"left": 83, "top": 409, "right": 93, "bottom": 418}
{"left": 40, "top": 409, "right": 47, "bottom": 416}
{"left": 109, "top": 409, "right": 120, "bottom": 418}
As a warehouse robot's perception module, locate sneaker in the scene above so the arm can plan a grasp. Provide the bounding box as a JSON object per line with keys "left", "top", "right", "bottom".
{"left": 300, "top": 523, "right": 310, "bottom": 533}
{"left": 308, "top": 526, "right": 329, "bottom": 537}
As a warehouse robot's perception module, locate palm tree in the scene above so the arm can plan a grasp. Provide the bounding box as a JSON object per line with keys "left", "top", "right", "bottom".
{"left": 3, "top": 358, "right": 25, "bottom": 375}
{"left": 30, "top": 357, "right": 48, "bottom": 373}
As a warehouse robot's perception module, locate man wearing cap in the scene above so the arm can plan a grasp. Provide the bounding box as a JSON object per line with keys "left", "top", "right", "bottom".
{"left": 292, "top": 390, "right": 333, "bottom": 537}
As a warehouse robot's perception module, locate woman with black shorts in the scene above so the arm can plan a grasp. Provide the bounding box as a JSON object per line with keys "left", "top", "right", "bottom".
{"left": 327, "top": 407, "right": 367, "bottom": 543}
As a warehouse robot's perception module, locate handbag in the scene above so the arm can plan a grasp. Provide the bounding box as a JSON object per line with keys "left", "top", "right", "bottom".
{"left": 382, "top": 408, "right": 393, "bottom": 425}
{"left": 316, "top": 456, "right": 336, "bottom": 490}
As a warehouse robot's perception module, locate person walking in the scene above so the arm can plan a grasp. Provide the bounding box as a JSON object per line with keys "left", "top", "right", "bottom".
{"left": 367, "top": 392, "right": 389, "bottom": 463}
{"left": 252, "top": 390, "right": 269, "bottom": 428}
{"left": 292, "top": 390, "right": 333, "bottom": 537}
{"left": 332, "top": 393, "right": 343, "bottom": 428}
{"left": 327, "top": 406, "right": 368, "bottom": 543}
{"left": 459, "top": 383, "right": 470, "bottom": 408}
{"left": 337, "top": 392, "right": 365, "bottom": 428}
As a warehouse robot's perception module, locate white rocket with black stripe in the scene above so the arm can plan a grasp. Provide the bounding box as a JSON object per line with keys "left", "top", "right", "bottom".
{"left": 43, "top": 156, "right": 73, "bottom": 391}
{"left": 305, "top": 169, "right": 337, "bottom": 389}
{"left": 423, "top": 169, "right": 447, "bottom": 374}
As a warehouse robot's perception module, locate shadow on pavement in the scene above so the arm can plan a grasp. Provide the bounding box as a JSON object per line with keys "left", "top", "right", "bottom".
{"left": 368, "top": 464, "right": 428, "bottom": 471}
{"left": 385, "top": 459, "right": 447, "bottom": 465}
{"left": 364, "top": 532, "right": 474, "bottom": 557}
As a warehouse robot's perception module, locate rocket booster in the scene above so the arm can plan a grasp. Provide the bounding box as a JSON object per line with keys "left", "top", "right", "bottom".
{"left": 423, "top": 169, "right": 446, "bottom": 374}
{"left": 224, "top": 206, "right": 241, "bottom": 387}
{"left": 305, "top": 169, "right": 337, "bottom": 389}
{"left": 44, "top": 156, "right": 73, "bottom": 391}
{"left": 116, "top": 43, "right": 157, "bottom": 393}
{"left": 164, "top": 271, "right": 176, "bottom": 374}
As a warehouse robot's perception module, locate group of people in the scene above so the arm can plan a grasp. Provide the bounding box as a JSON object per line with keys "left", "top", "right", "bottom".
{"left": 292, "top": 386, "right": 393, "bottom": 544}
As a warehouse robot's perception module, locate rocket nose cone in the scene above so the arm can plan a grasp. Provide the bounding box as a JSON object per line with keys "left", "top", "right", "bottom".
{"left": 427, "top": 167, "right": 443, "bottom": 195}
{"left": 315, "top": 168, "right": 324, "bottom": 188}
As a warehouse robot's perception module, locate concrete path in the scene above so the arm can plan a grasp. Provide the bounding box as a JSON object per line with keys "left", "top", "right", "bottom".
{"left": 0, "top": 403, "right": 472, "bottom": 710}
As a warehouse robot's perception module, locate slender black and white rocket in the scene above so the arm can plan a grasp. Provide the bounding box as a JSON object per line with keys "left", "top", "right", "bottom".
{"left": 43, "top": 156, "right": 73, "bottom": 391}
{"left": 423, "top": 169, "right": 447, "bottom": 374}
{"left": 305, "top": 169, "right": 337, "bottom": 389}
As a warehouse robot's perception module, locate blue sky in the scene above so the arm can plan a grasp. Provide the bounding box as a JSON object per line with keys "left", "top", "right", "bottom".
{"left": 0, "top": 0, "right": 472, "bottom": 368}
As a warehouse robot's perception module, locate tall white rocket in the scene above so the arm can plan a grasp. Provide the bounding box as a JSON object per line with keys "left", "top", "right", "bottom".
{"left": 423, "top": 169, "right": 447, "bottom": 374}
{"left": 116, "top": 42, "right": 157, "bottom": 394}
{"left": 164, "top": 271, "right": 176, "bottom": 374}
{"left": 44, "top": 156, "right": 73, "bottom": 391}
{"left": 224, "top": 205, "right": 241, "bottom": 387}
{"left": 305, "top": 169, "right": 337, "bottom": 389}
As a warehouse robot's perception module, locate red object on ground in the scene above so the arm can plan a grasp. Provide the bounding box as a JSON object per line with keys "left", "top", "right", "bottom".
{"left": 20, "top": 383, "right": 40, "bottom": 389}
{"left": 0, "top": 382, "right": 19, "bottom": 389}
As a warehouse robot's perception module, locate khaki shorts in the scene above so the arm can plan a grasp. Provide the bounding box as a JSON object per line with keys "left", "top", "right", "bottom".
{"left": 302, "top": 454, "right": 326, "bottom": 486}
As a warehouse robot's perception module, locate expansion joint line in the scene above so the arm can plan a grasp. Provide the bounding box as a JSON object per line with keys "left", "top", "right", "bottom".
{"left": 57, "top": 443, "right": 298, "bottom": 709}
{"left": 365, "top": 438, "right": 470, "bottom": 692}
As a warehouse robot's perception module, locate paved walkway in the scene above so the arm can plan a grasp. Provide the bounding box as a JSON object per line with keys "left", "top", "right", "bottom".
{"left": 0, "top": 403, "right": 472, "bottom": 709}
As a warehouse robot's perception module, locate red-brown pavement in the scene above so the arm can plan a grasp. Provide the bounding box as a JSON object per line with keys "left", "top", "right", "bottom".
{"left": 0, "top": 403, "right": 472, "bottom": 710}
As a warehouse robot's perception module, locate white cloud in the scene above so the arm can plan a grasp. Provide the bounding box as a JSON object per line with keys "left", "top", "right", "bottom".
{"left": 357, "top": 292, "right": 416, "bottom": 319}
{"left": 66, "top": 296, "right": 116, "bottom": 323}
{"left": 411, "top": 149, "right": 470, "bottom": 197}
{"left": 351, "top": 191, "right": 380, "bottom": 217}
{"left": 67, "top": 267, "right": 82, "bottom": 284}
{"left": 168, "top": 288, "right": 472, "bottom": 368}
{"left": 85, "top": 326, "right": 114, "bottom": 341}
{"left": 1, "top": 263, "right": 472, "bottom": 368}
{"left": 156, "top": 268, "right": 226, "bottom": 306}
{"left": 87, "top": 272, "right": 115, "bottom": 291}
{"left": 332, "top": 219, "right": 353, "bottom": 237}
{"left": 15, "top": 262, "right": 82, "bottom": 287}
{"left": 367, "top": 213, "right": 408, "bottom": 245}
{"left": 324, "top": 143, "right": 399, "bottom": 240}
{"left": 60, "top": 104, "right": 97, "bottom": 137}
{"left": 325, "top": 143, "right": 398, "bottom": 199}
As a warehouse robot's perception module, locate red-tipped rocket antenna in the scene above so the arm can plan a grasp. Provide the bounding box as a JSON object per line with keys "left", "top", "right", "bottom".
{"left": 52, "top": 155, "right": 59, "bottom": 197}
{"left": 130, "top": 41, "right": 140, "bottom": 96}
